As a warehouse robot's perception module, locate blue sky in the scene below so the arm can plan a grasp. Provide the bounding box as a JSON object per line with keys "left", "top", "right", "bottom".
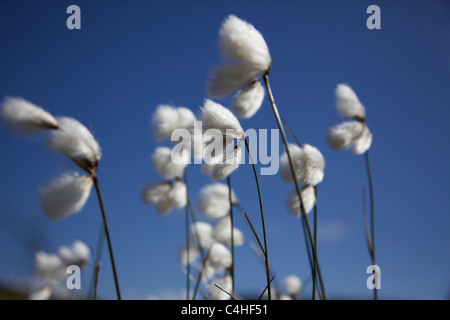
{"left": 0, "top": 0, "right": 449, "bottom": 300}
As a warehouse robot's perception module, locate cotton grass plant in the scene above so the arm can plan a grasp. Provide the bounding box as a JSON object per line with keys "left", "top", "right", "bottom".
{"left": 1, "top": 14, "right": 380, "bottom": 301}
{"left": 327, "top": 83, "right": 378, "bottom": 300}
{"left": 1, "top": 97, "right": 122, "bottom": 300}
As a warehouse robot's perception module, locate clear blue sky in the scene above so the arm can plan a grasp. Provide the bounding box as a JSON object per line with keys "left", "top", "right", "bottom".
{"left": 0, "top": 0, "right": 449, "bottom": 300}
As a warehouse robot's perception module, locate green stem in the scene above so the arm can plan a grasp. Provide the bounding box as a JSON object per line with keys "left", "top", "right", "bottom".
{"left": 263, "top": 73, "right": 327, "bottom": 300}
{"left": 244, "top": 137, "right": 271, "bottom": 300}
{"left": 227, "top": 176, "right": 235, "bottom": 295}
{"left": 364, "top": 150, "right": 378, "bottom": 300}
{"left": 93, "top": 176, "right": 121, "bottom": 300}
{"left": 184, "top": 170, "right": 190, "bottom": 300}
{"left": 313, "top": 186, "right": 318, "bottom": 300}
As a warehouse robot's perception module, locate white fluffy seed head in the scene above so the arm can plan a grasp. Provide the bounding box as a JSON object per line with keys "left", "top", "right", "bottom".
{"left": 201, "top": 99, "right": 245, "bottom": 140}
{"left": 39, "top": 172, "right": 93, "bottom": 221}
{"left": 207, "top": 275, "right": 233, "bottom": 300}
{"left": 219, "top": 15, "right": 271, "bottom": 74}
{"left": 207, "top": 242, "right": 232, "bottom": 271}
{"left": 287, "top": 186, "right": 316, "bottom": 217}
{"left": 170, "top": 180, "right": 187, "bottom": 208}
{"left": 191, "top": 221, "right": 214, "bottom": 248}
{"left": 198, "top": 183, "right": 237, "bottom": 220}
{"left": 280, "top": 144, "right": 325, "bottom": 186}
{"left": 141, "top": 181, "right": 175, "bottom": 216}
{"left": 213, "top": 215, "right": 244, "bottom": 246}
{"left": 29, "top": 285, "right": 53, "bottom": 300}
{"left": 208, "top": 64, "right": 261, "bottom": 98}
{"left": 1, "top": 97, "right": 58, "bottom": 134}
{"left": 58, "top": 240, "right": 90, "bottom": 268}
{"left": 351, "top": 124, "right": 373, "bottom": 154}
{"left": 335, "top": 84, "right": 366, "bottom": 120}
{"left": 210, "top": 145, "right": 242, "bottom": 181}
{"left": 179, "top": 243, "right": 201, "bottom": 266}
{"left": 152, "top": 105, "right": 196, "bottom": 141}
{"left": 327, "top": 121, "right": 372, "bottom": 154}
{"left": 152, "top": 146, "right": 188, "bottom": 179}
{"left": 34, "top": 251, "right": 65, "bottom": 283}
{"left": 142, "top": 181, "right": 187, "bottom": 215}
{"left": 141, "top": 181, "right": 172, "bottom": 205}
{"left": 284, "top": 275, "right": 302, "bottom": 298}
{"left": 48, "top": 117, "right": 101, "bottom": 172}
{"left": 231, "top": 80, "right": 265, "bottom": 118}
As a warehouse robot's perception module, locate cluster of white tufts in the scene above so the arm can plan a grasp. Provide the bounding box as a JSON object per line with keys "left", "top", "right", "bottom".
{"left": 279, "top": 142, "right": 325, "bottom": 217}
{"left": 327, "top": 84, "right": 373, "bottom": 155}
{"left": 177, "top": 183, "right": 244, "bottom": 300}
{"left": 1, "top": 97, "right": 102, "bottom": 220}
{"left": 30, "top": 240, "right": 90, "bottom": 300}
{"left": 142, "top": 105, "right": 194, "bottom": 215}
{"left": 208, "top": 15, "right": 271, "bottom": 119}
{"left": 201, "top": 99, "right": 245, "bottom": 181}
{"left": 273, "top": 275, "right": 303, "bottom": 300}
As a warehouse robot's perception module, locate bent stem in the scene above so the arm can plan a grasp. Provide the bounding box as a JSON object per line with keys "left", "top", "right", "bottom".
{"left": 227, "top": 176, "right": 235, "bottom": 295}
{"left": 92, "top": 175, "right": 121, "bottom": 300}
{"left": 244, "top": 137, "right": 271, "bottom": 300}
{"left": 281, "top": 116, "right": 321, "bottom": 299}
{"left": 364, "top": 150, "right": 378, "bottom": 300}
{"left": 263, "top": 73, "right": 327, "bottom": 300}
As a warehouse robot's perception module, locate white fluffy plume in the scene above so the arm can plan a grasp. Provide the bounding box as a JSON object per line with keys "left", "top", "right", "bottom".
{"left": 152, "top": 105, "right": 196, "bottom": 141}
{"left": 142, "top": 180, "right": 187, "bottom": 215}
{"left": 201, "top": 99, "right": 245, "bottom": 141}
{"left": 231, "top": 80, "right": 265, "bottom": 118}
{"left": 48, "top": 117, "right": 101, "bottom": 172}
{"left": 58, "top": 240, "right": 90, "bottom": 268}
{"left": 208, "top": 64, "right": 260, "bottom": 98}
{"left": 169, "top": 180, "right": 187, "bottom": 208}
{"left": 152, "top": 146, "right": 189, "bottom": 179}
{"left": 32, "top": 240, "right": 90, "bottom": 299}
{"left": 206, "top": 242, "right": 232, "bottom": 271}
{"left": 198, "top": 183, "right": 237, "bottom": 220}
{"left": 284, "top": 275, "right": 302, "bottom": 298}
{"left": 326, "top": 121, "right": 372, "bottom": 154}
{"left": 280, "top": 144, "right": 325, "bottom": 186}
{"left": 34, "top": 252, "right": 65, "bottom": 283}
{"left": 210, "top": 145, "right": 242, "bottom": 181}
{"left": 39, "top": 172, "right": 93, "bottom": 221}
{"left": 335, "top": 84, "right": 366, "bottom": 120}
{"left": 1, "top": 97, "right": 58, "bottom": 134}
{"left": 208, "top": 15, "right": 272, "bottom": 97}
{"left": 213, "top": 215, "right": 244, "bottom": 246}
{"left": 191, "top": 221, "right": 214, "bottom": 248}
{"left": 351, "top": 124, "right": 373, "bottom": 154}
{"left": 219, "top": 15, "right": 271, "bottom": 70}
{"left": 287, "top": 186, "right": 316, "bottom": 217}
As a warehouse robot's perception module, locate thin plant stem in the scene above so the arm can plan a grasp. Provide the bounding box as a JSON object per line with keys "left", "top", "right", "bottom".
{"left": 92, "top": 176, "right": 121, "bottom": 300}
{"left": 313, "top": 186, "right": 318, "bottom": 300}
{"left": 227, "top": 176, "right": 235, "bottom": 294}
{"left": 263, "top": 73, "right": 327, "bottom": 300}
{"left": 192, "top": 245, "right": 212, "bottom": 300}
{"left": 257, "top": 276, "right": 276, "bottom": 300}
{"left": 282, "top": 115, "right": 321, "bottom": 299}
{"left": 183, "top": 170, "right": 190, "bottom": 300}
{"left": 88, "top": 225, "right": 105, "bottom": 300}
{"left": 244, "top": 137, "right": 271, "bottom": 300}
{"left": 94, "top": 262, "right": 101, "bottom": 300}
{"left": 364, "top": 150, "right": 378, "bottom": 300}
